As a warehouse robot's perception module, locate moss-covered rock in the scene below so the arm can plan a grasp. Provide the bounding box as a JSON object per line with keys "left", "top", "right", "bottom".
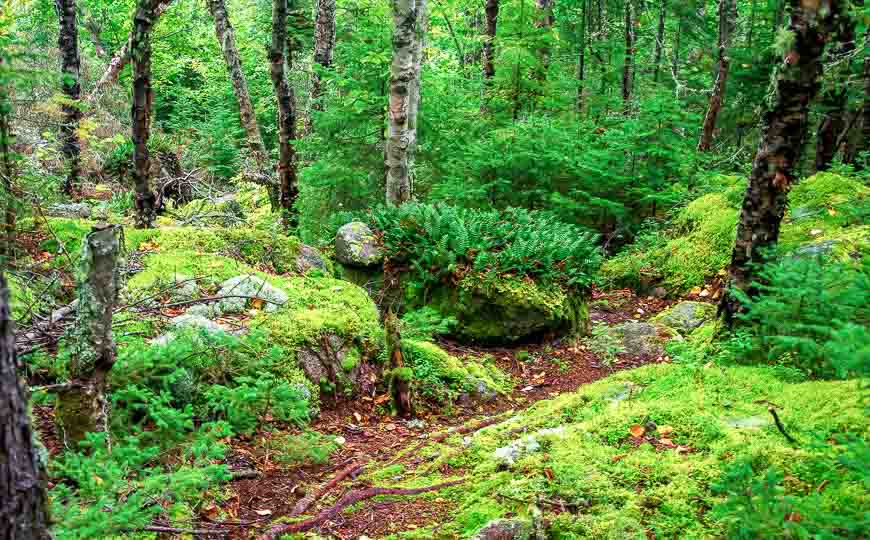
{"left": 432, "top": 275, "right": 590, "bottom": 343}
{"left": 651, "top": 301, "right": 717, "bottom": 335}
{"left": 335, "top": 221, "right": 383, "bottom": 267}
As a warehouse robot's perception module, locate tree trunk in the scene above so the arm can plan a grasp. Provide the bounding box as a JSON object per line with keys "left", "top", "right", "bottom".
{"left": 55, "top": 225, "right": 121, "bottom": 448}
{"left": 576, "top": 0, "right": 586, "bottom": 113}
{"left": 0, "top": 56, "right": 15, "bottom": 265}
{"left": 385, "top": 310, "right": 412, "bottom": 417}
{"left": 622, "top": 0, "right": 634, "bottom": 109}
{"left": 88, "top": 0, "right": 173, "bottom": 103}
{"left": 481, "top": 0, "right": 500, "bottom": 113}
{"left": 721, "top": 0, "right": 843, "bottom": 322}
{"left": 269, "top": 0, "right": 299, "bottom": 227}
{"left": 814, "top": 12, "right": 856, "bottom": 171}
{"left": 386, "top": 0, "right": 426, "bottom": 206}
{"left": 532, "top": 0, "right": 554, "bottom": 98}
{"left": 698, "top": 0, "right": 736, "bottom": 151}
{"left": 0, "top": 275, "right": 51, "bottom": 540}
{"left": 652, "top": 0, "right": 666, "bottom": 83}
{"left": 306, "top": 0, "right": 337, "bottom": 135}
{"left": 57, "top": 0, "right": 82, "bottom": 196}
{"left": 207, "top": 0, "right": 267, "bottom": 162}
{"left": 861, "top": 30, "right": 870, "bottom": 169}
{"left": 746, "top": 0, "right": 756, "bottom": 48}
{"left": 130, "top": 0, "right": 158, "bottom": 229}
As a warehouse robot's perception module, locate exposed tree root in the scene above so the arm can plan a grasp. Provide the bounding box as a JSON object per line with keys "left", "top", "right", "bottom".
{"left": 395, "top": 414, "right": 508, "bottom": 465}
{"left": 290, "top": 461, "right": 366, "bottom": 517}
{"left": 258, "top": 479, "right": 465, "bottom": 539}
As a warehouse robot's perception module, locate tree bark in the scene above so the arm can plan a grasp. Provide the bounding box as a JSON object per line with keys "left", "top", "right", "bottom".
{"left": 652, "top": 0, "right": 666, "bottom": 83}
{"left": 0, "top": 56, "right": 15, "bottom": 265}
{"left": 532, "top": 0, "right": 554, "bottom": 95}
{"left": 269, "top": 0, "right": 299, "bottom": 227}
{"left": 814, "top": 12, "right": 856, "bottom": 171}
{"left": 130, "top": 0, "right": 159, "bottom": 229}
{"left": 55, "top": 225, "right": 121, "bottom": 448}
{"left": 88, "top": 0, "right": 173, "bottom": 103}
{"left": 576, "top": 0, "right": 587, "bottom": 113}
{"left": 481, "top": 0, "right": 500, "bottom": 113}
{"left": 385, "top": 311, "right": 412, "bottom": 417}
{"left": 721, "top": 0, "right": 843, "bottom": 322}
{"left": 305, "top": 0, "right": 337, "bottom": 135}
{"left": 0, "top": 274, "right": 52, "bottom": 540}
{"left": 386, "top": 0, "right": 426, "bottom": 206}
{"left": 206, "top": 0, "right": 268, "bottom": 163}
{"left": 622, "top": 0, "right": 634, "bottom": 109}
{"left": 698, "top": 0, "right": 736, "bottom": 151}
{"left": 57, "top": 0, "right": 82, "bottom": 196}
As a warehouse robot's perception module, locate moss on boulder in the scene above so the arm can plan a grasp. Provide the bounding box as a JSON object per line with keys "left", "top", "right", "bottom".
{"left": 432, "top": 275, "right": 590, "bottom": 343}
{"left": 651, "top": 301, "right": 717, "bottom": 335}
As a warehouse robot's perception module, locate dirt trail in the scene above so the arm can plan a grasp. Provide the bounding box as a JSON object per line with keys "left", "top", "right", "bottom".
{"left": 222, "top": 289, "right": 674, "bottom": 539}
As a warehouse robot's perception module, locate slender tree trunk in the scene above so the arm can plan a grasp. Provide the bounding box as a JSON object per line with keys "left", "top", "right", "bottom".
{"left": 576, "top": 0, "right": 587, "bottom": 113}
{"left": 481, "top": 0, "right": 500, "bottom": 113}
{"left": 652, "top": 0, "right": 666, "bottom": 83}
{"left": 385, "top": 310, "right": 412, "bottom": 417}
{"left": 0, "top": 57, "right": 14, "bottom": 265}
{"left": 815, "top": 13, "right": 856, "bottom": 171}
{"left": 57, "top": 0, "right": 82, "bottom": 196}
{"left": 130, "top": 0, "right": 158, "bottom": 229}
{"left": 861, "top": 30, "right": 870, "bottom": 169}
{"left": 269, "top": 0, "right": 299, "bottom": 227}
{"left": 88, "top": 0, "right": 172, "bottom": 103}
{"left": 207, "top": 0, "right": 266, "bottom": 161}
{"left": 532, "top": 0, "right": 554, "bottom": 104}
{"left": 622, "top": 0, "right": 634, "bottom": 109}
{"left": 0, "top": 275, "right": 52, "bottom": 540}
{"left": 746, "top": 0, "right": 756, "bottom": 48}
{"left": 55, "top": 225, "right": 121, "bottom": 448}
{"left": 721, "top": 0, "right": 843, "bottom": 322}
{"left": 306, "top": 0, "right": 336, "bottom": 135}
{"left": 698, "top": 0, "right": 736, "bottom": 151}
{"left": 386, "top": 0, "right": 426, "bottom": 206}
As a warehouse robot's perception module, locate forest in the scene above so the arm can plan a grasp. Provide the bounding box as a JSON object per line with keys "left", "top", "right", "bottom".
{"left": 0, "top": 0, "right": 867, "bottom": 537}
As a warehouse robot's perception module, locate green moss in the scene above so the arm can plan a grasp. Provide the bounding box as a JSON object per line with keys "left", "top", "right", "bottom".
{"left": 366, "top": 363, "right": 866, "bottom": 538}
{"left": 39, "top": 218, "right": 159, "bottom": 267}
{"left": 433, "top": 274, "right": 590, "bottom": 343}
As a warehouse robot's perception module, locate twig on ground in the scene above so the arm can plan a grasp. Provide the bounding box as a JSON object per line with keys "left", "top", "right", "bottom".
{"left": 257, "top": 479, "right": 465, "bottom": 539}
{"left": 767, "top": 406, "right": 798, "bottom": 445}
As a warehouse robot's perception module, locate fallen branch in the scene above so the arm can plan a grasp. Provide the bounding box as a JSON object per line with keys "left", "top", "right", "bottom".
{"left": 767, "top": 406, "right": 798, "bottom": 445}
{"left": 258, "top": 479, "right": 464, "bottom": 539}
{"left": 290, "top": 461, "right": 366, "bottom": 517}
{"left": 139, "top": 525, "right": 227, "bottom": 536}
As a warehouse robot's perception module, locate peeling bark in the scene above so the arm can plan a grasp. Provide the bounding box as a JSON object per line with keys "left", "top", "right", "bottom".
{"left": 56, "top": 0, "right": 82, "bottom": 196}
{"left": 721, "top": 0, "right": 844, "bottom": 321}
{"left": 698, "top": 0, "right": 736, "bottom": 151}
{"left": 386, "top": 0, "right": 427, "bottom": 206}
{"left": 88, "top": 0, "right": 173, "bottom": 103}
{"left": 306, "top": 0, "right": 336, "bottom": 134}
{"left": 130, "top": 0, "right": 159, "bottom": 229}
{"left": 481, "top": 0, "right": 500, "bottom": 113}
{"left": 269, "top": 0, "right": 299, "bottom": 227}
{"left": 0, "top": 275, "right": 51, "bottom": 540}
{"left": 56, "top": 225, "right": 121, "bottom": 448}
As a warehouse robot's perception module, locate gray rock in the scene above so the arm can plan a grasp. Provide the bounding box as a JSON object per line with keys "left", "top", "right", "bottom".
{"left": 788, "top": 206, "right": 820, "bottom": 222}
{"left": 459, "top": 378, "right": 500, "bottom": 405}
{"left": 170, "top": 314, "right": 226, "bottom": 334}
{"left": 169, "top": 274, "right": 200, "bottom": 301}
{"left": 47, "top": 203, "right": 91, "bottom": 218}
{"left": 335, "top": 222, "right": 383, "bottom": 267}
{"left": 294, "top": 244, "right": 327, "bottom": 274}
{"left": 612, "top": 321, "right": 676, "bottom": 357}
{"left": 473, "top": 519, "right": 533, "bottom": 540}
{"left": 652, "top": 301, "right": 716, "bottom": 335}
{"left": 794, "top": 240, "right": 840, "bottom": 258}
{"left": 184, "top": 302, "right": 219, "bottom": 319}
{"left": 650, "top": 287, "right": 668, "bottom": 299}
{"left": 296, "top": 333, "right": 362, "bottom": 393}
{"left": 217, "top": 275, "right": 288, "bottom": 314}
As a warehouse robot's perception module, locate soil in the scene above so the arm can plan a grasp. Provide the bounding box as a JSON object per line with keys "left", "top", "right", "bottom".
{"left": 220, "top": 288, "right": 677, "bottom": 539}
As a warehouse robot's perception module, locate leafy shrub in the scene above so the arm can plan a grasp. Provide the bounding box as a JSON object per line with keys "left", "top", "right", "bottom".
{"left": 735, "top": 255, "right": 870, "bottom": 379}
{"left": 204, "top": 375, "right": 309, "bottom": 434}
{"left": 400, "top": 306, "right": 457, "bottom": 341}
{"left": 365, "top": 203, "right": 602, "bottom": 292}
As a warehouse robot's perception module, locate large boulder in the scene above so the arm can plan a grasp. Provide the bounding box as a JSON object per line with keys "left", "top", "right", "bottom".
{"left": 294, "top": 244, "right": 327, "bottom": 274}
{"left": 611, "top": 321, "right": 678, "bottom": 357}
{"left": 651, "top": 301, "right": 716, "bottom": 335}
{"left": 433, "top": 276, "right": 589, "bottom": 343}
{"left": 216, "top": 275, "right": 288, "bottom": 314}
{"left": 335, "top": 222, "right": 383, "bottom": 267}
{"left": 47, "top": 203, "right": 91, "bottom": 218}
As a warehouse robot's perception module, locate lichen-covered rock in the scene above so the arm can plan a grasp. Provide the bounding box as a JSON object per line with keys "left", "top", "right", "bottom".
{"left": 611, "top": 321, "right": 678, "bottom": 357}
{"left": 433, "top": 276, "right": 589, "bottom": 343}
{"left": 47, "top": 202, "right": 91, "bottom": 218}
{"left": 793, "top": 239, "right": 840, "bottom": 258}
{"left": 335, "top": 221, "right": 383, "bottom": 267}
{"left": 473, "top": 518, "right": 534, "bottom": 540}
{"left": 652, "top": 301, "right": 716, "bottom": 335}
{"left": 169, "top": 274, "right": 200, "bottom": 301}
{"left": 294, "top": 244, "right": 327, "bottom": 274}
{"left": 170, "top": 314, "right": 227, "bottom": 334}
{"left": 296, "top": 332, "right": 364, "bottom": 394}
{"left": 217, "top": 275, "right": 288, "bottom": 314}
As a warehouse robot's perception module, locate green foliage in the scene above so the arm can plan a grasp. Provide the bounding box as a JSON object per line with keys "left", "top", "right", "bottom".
{"left": 366, "top": 203, "right": 602, "bottom": 292}
{"left": 399, "top": 306, "right": 458, "bottom": 341}
{"left": 734, "top": 255, "right": 870, "bottom": 379}
{"left": 268, "top": 431, "right": 339, "bottom": 466}
{"left": 585, "top": 322, "right": 626, "bottom": 366}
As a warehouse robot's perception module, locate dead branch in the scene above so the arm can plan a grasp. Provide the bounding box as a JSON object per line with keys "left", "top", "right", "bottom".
{"left": 290, "top": 461, "right": 366, "bottom": 517}
{"left": 767, "top": 406, "right": 798, "bottom": 445}
{"left": 258, "top": 479, "right": 465, "bottom": 539}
